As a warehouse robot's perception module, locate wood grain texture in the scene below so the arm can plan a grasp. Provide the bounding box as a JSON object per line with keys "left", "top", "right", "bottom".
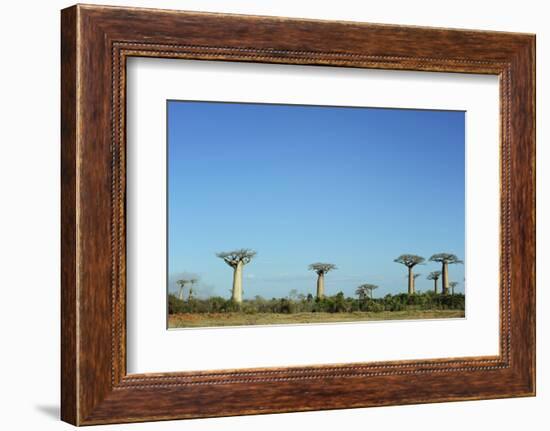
{"left": 60, "top": 5, "right": 78, "bottom": 425}
{"left": 60, "top": 4, "right": 536, "bottom": 425}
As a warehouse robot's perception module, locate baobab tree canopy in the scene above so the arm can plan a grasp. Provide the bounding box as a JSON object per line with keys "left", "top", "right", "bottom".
{"left": 308, "top": 262, "right": 337, "bottom": 274}
{"left": 176, "top": 277, "right": 198, "bottom": 288}
{"left": 429, "top": 253, "right": 463, "bottom": 264}
{"left": 394, "top": 254, "right": 425, "bottom": 267}
{"left": 357, "top": 283, "right": 378, "bottom": 290}
{"left": 356, "top": 283, "right": 378, "bottom": 299}
{"left": 216, "top": 249, "right": 257, "bottom": 267}
{"left": 427, "top": 271, "right": 442, "bottom": 280}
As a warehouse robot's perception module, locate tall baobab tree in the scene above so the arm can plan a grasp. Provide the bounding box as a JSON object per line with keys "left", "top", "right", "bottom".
{"left": 427, "top": 271, "right": 442, "bottom": 294}
{"left": 394, "top": 254, "right": 425, "bottom": 295}
{"left": 309, "top": 263, "right": 337, "bottom": 298}
{"left": 216, "top": 249, "right": 257, "bottom": 303}
{"left": 176, "top": 279, "right": 188, "bottom": 301}
{"left": 449, "top": 281, "right": 458, "bottom": 295}
{"left": 429, "top": 253, "right": 463, "bottom": 294}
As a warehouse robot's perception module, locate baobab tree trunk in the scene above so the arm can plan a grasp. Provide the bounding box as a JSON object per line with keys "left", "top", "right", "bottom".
{"left": 434, "top": 279, "right": 438, "bottom": 294}
{"left": 408, "top": 267, "right": 414, "bottom": 294}
{"left": 231, "top": 261, "right": 243, "bottom": 303}
{"left": 178, "top": 287, "right": 184, "bottom": 301}
{"left": 316, "top": 272, "right": 325, "bottom": 298}
{"left": 442, "top": 262, "right": 449, "bottom": 294}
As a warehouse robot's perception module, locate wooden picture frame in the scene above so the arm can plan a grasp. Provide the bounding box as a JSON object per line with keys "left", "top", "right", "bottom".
{"left": 61, "top": 4, "right": 535, "bottom": 425}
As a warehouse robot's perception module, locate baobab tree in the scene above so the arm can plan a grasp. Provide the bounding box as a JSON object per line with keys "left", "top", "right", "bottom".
{"left": 355, "top": 285, "right": 368, "bottom": 302}
{"left": 449, "top": 281, "right": 458, "bottom": 295}
{"left": 394, "top": 254, "right": 425, "bottom": 294}
{"left": 176, "top": 276, "right": 199, "bottom": 301}
{"left": 176, "top": 279, "right": 188, "bottom": 301}
{"left": 288, "top": 289, "right": 300, "bottom": 301}
{"left": 356, "top": 283, "right": 378, "bottom": 300}
{"left": 427, "top": 271, "right": 442, "bottom": 294}
{"left": 429, "top": 253, "right": 463, "bottom": 294}
{"left": 308, "top": 263, "right": 337, "bottom": 298}
{"left": 216, "top": 248, "right": 257, "bottom": 303}
{"left": 187, "top": 277, "right": 198, "bottom": 301}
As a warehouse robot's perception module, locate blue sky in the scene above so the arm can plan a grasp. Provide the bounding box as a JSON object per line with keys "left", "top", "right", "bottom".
{"left": 167, "top": 101, "right": 465, "bottom": 299}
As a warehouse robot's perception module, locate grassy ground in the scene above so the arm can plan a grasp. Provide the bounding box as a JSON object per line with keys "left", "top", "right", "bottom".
{"left": 168, "top": 309, "right": 465, "bottom": 328}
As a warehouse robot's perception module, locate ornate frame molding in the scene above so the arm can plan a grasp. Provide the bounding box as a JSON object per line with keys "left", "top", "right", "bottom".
{"left": 61, "top": 5, "right": 535, "bottom": 425}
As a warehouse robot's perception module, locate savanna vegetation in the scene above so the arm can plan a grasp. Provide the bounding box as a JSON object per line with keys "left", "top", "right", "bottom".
{"left": 168, "top": 290, "right": 465, "bottom": 327}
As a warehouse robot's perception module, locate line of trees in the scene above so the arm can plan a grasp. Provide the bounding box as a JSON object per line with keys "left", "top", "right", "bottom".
{"left": 393, "top": 253, "right": 463, "bottom": 295}
{"left": 168, "top": 290, "right": 465, "bottom": 315}
{"left": 175, "top": 249, "right": 463, "bottom": 305}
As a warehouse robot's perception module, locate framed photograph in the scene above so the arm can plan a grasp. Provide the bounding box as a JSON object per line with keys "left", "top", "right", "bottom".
{"left": 61, "top": 4, "right": 535, "bottom": 425}
{"left": 164, "top": 101, "right": 467, "bottom": 330}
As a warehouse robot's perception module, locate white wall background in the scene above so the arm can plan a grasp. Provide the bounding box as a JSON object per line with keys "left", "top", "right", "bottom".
{"left": 0, "top": 0, "right": 546, "bottom": 429}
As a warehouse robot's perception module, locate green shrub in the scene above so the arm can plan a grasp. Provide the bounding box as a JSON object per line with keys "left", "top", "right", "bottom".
{"left": 168, "top": 292, "right": 465, "bottom": 314}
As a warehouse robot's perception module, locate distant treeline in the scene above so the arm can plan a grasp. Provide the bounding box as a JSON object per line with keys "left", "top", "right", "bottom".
{"left": 169, "top": 291, "right": 465, "bottom": 315}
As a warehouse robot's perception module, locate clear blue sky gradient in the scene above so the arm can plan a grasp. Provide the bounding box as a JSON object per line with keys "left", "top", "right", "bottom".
{"left": 168, "top": 101, "right": 465, "bottom": 299}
